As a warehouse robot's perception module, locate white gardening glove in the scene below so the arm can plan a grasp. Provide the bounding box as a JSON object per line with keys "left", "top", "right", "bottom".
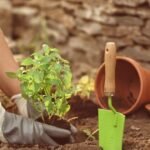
{"left": 11, "top": 94, "right": 41, "bottom": 119}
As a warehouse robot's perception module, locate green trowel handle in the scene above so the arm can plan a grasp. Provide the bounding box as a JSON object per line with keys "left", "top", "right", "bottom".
{"left": 104, "top": 42, "right": 117, "bottom": 96}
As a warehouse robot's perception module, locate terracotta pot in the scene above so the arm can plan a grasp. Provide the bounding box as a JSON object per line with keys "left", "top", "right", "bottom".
{"left": 95, "top": 56, "right": 150, "bottom": 115}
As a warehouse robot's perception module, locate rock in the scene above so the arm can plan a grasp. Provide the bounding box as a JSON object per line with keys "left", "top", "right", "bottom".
{"left": 66, "top": 0, "right": 83, "bottom": 3}
{"left": 130, "top": 125, "right": 140, "bottom": 131}
{"left": 102, "top": 5, "right": 135, "bottom": 15}
{"left": 142, "top": 20, "right": 150, "bottom": 37}
{"left": 46, "top": 8, "right": 75, "bottom": 29}
{"left": 5, "top": 37, "right": 16, "bottom": 49}
{"left": 99, "top": 25, "right": 116, "bottom": 36}
{"left": 29, "top": 16, "right": 41, "bottom": 26}
{"left": 24, "top": 0, "right": 56, "bottom": 8}
{"left": 11, "top": 0, "right": 27, "bottom": 6}
{"left": 12, "top": 7, "right": 39, "bottom": 39}
{"left": 113, "top": 0, "right": 147, "bottom": 7}
{"left": 68, "top": 36, "right": 99, "bottom": 52}
{"left": 12, "top": 0, "right": 59, "bottom": 9}
{"left": 74, "top": 7, "right": 93, "bottom": 19}
{"left": 68, "top": 35, "right": 102, "bottom": 68}
{"left": 60, "top": 1, "right": 79, "bottom": 11}
{"left": 55, "top": 44, "right": 71, "bottom": 58}
{"left": 137, "top": 8, "right": 150, "bottom": 19}
{"left": 106, "top": 37, "right": 133, "bottom": 48}
{"left": 115, "top": 16, "right": 144, "bottom": 26}
{"left": 76, "top": 19, "right": 101, "bottom": 35}
{"left": 86, "top": 49, "right": 102, "bottom": 67}
{"left": 47, "top": 20, "right": 69, "bottom": 43}
{"left": 97, "top": 36, "right": 133, "bottom": 49}
{"left": 13, "top": 6, "right": 38, "bottom": 16}
{"left": 103, "top": 5, "right": 150, "bottom": 19}
{"left": 68, "top": 49, "right": 87, "bottom": 64}
{"left": 98, "top": 25, "right": 139, "bottom": 37}
{"left": 116, "top": 26, "right": 139, "bottom": 37}
{"left": 0, "top": 0, "right": 12, "bottom": 36}
{"left": 72, "top": 62, "right": 93, "bottom": 79}
{"left": 118, "top": 46, "right": 150, "bottom": 62}
{"left": 92, "top": 15, "right": 117, "bottom": 25}
{"left": 132, "top": 35, "right": 150, "bottom": 46}
{"left": 84, "top": 5, "right": 118, "bottom": 26}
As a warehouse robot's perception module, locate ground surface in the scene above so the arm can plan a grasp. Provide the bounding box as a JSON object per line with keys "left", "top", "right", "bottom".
{"left": 0, "top": 94, "right": 150, "bottom": 150}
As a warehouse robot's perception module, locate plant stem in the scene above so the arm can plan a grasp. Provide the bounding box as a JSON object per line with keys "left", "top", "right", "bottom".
{"left": 86, "top": 128, "right": 99, "bottom": 141}
{"left": 67, "top": 116, "right": 78, "bottom": 122}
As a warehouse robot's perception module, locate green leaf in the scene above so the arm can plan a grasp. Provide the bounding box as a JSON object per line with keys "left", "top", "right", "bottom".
{"left": 32, "top": 71, "right": 43, "bottom": 83}
{"left": 49, "top": 53, "right": 60, "bottom": 61}
{"left": 50, "top": 48, "right": 59, "bottom": 53}
{"left": 56, "top": 99, "right": 70, "bottom": 117}
{"left": 41, "top": 56, "right": 51, "bottom": 64}
{"left": 54, "top": 63, "right": 62, "bottom": 73}
{"left": 42, "top": 44, "right": 50, "bottom": 55}
{"left": 65, "top": 93, "right": 72, "bottom": 99}
{"left": 34, "top": 83, "right": 41, "bottom": 93}
{"left": 21, "top": 58, "right": 33, "bottom": 66}
{"left": 6, "top": 72, "right": 17, "bottom": 78}
{"left": 63, "top": 71, "right": 72, "bottom": 89}
{"left": 44, "top": 96, "right": 54, "bottom": 115}
{"left": 61, "top": 58, "right": 69, "bottom": 64}
{"left": 32, "top": 52, "right": 43, "bottom": 61}
{"left": 51, "top": 79, "right": 61, "bottom": 87}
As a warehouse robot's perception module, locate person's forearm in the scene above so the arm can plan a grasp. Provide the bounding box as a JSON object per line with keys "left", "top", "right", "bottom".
{"left": 0, "top": 29, "right": 20, "bottom": 97}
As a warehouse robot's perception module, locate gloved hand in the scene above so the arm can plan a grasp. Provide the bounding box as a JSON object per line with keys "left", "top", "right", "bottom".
{"left": 0, "top": 103, "right": 74, "bottom": 145}
{"left": 11, "top": 93, "right": 41, "bottom": 119}
{"left": 11, "top": 93, "right": 78, "bottom": 136}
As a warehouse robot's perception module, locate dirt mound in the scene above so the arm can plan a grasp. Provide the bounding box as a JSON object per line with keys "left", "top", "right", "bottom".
{"left": 0, "top": 94, "right": 150, "bottom": 149}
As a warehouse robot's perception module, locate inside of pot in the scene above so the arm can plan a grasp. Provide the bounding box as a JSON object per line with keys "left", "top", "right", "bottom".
{"left": 96, "top": 59, "right": 141, "bottom": 113}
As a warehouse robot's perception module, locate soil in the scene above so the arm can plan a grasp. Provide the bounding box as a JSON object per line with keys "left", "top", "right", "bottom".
{"left": 38, "top": 115, "right": 71, "bottom": 131}
{"left": 0, "top": 95, "right": 150, "bottom": 150}
{"left": 37, "top": 115, "right": 72, "bottom": 145}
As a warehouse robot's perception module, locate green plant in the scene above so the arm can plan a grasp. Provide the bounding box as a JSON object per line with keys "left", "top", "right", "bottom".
{"left": 74, "top": 75, "right": 94, "bottom": 99}
{"left": 7, "top": 44, "right": 73, "bottom": 118}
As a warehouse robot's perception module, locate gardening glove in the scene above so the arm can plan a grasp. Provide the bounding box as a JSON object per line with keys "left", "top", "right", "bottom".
{"left": 11, "top": 94, "right": 78, "bottom": 134}
{"left": 0, "top": 103, "right": 74, "bottom": 145}
{"left": 11, "top": 93, "right": 41, "bottom": 119}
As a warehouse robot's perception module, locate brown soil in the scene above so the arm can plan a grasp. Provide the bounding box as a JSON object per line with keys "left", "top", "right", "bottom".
{"left": 37, "top": 115, "right": 71, "bottom": 131}
{"left": 37, "top": 115, "right": 72, "bottom": 145}
{"left": 0, "top": 95, "right": 150, "bottom": 150}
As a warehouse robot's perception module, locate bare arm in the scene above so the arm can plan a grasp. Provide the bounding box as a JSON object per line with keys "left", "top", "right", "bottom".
{"left": 0, "top": 29, "right": 20, "bottom": 97}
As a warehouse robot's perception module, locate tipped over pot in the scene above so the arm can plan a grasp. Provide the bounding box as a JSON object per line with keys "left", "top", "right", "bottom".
{"left": 95, "top": 56, "right": 150, "bottom": 115}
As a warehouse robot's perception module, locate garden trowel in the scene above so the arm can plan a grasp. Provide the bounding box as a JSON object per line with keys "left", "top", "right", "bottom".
{"left": 98, "top": 42, "right": 125, "bottom": 150}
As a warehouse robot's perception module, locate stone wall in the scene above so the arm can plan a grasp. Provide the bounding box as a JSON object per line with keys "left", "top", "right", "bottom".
{"left": 0, "top": 0, "right": 12, "bottom": 36}
{"left": 0, "top": 0, "right": 150, "bottom": 77}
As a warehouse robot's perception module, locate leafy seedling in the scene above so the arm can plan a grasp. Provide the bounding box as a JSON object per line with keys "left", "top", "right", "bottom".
{"left": 7, "top": 44, "right": 73, "bottom": 118}
{"left": 74, "top": 75, "right": 94, "bottom": 100}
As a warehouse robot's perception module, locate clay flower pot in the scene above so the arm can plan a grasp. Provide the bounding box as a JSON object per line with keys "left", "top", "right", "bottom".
{"left": 95, "top": 56, "right": 150, "bottom": 115}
